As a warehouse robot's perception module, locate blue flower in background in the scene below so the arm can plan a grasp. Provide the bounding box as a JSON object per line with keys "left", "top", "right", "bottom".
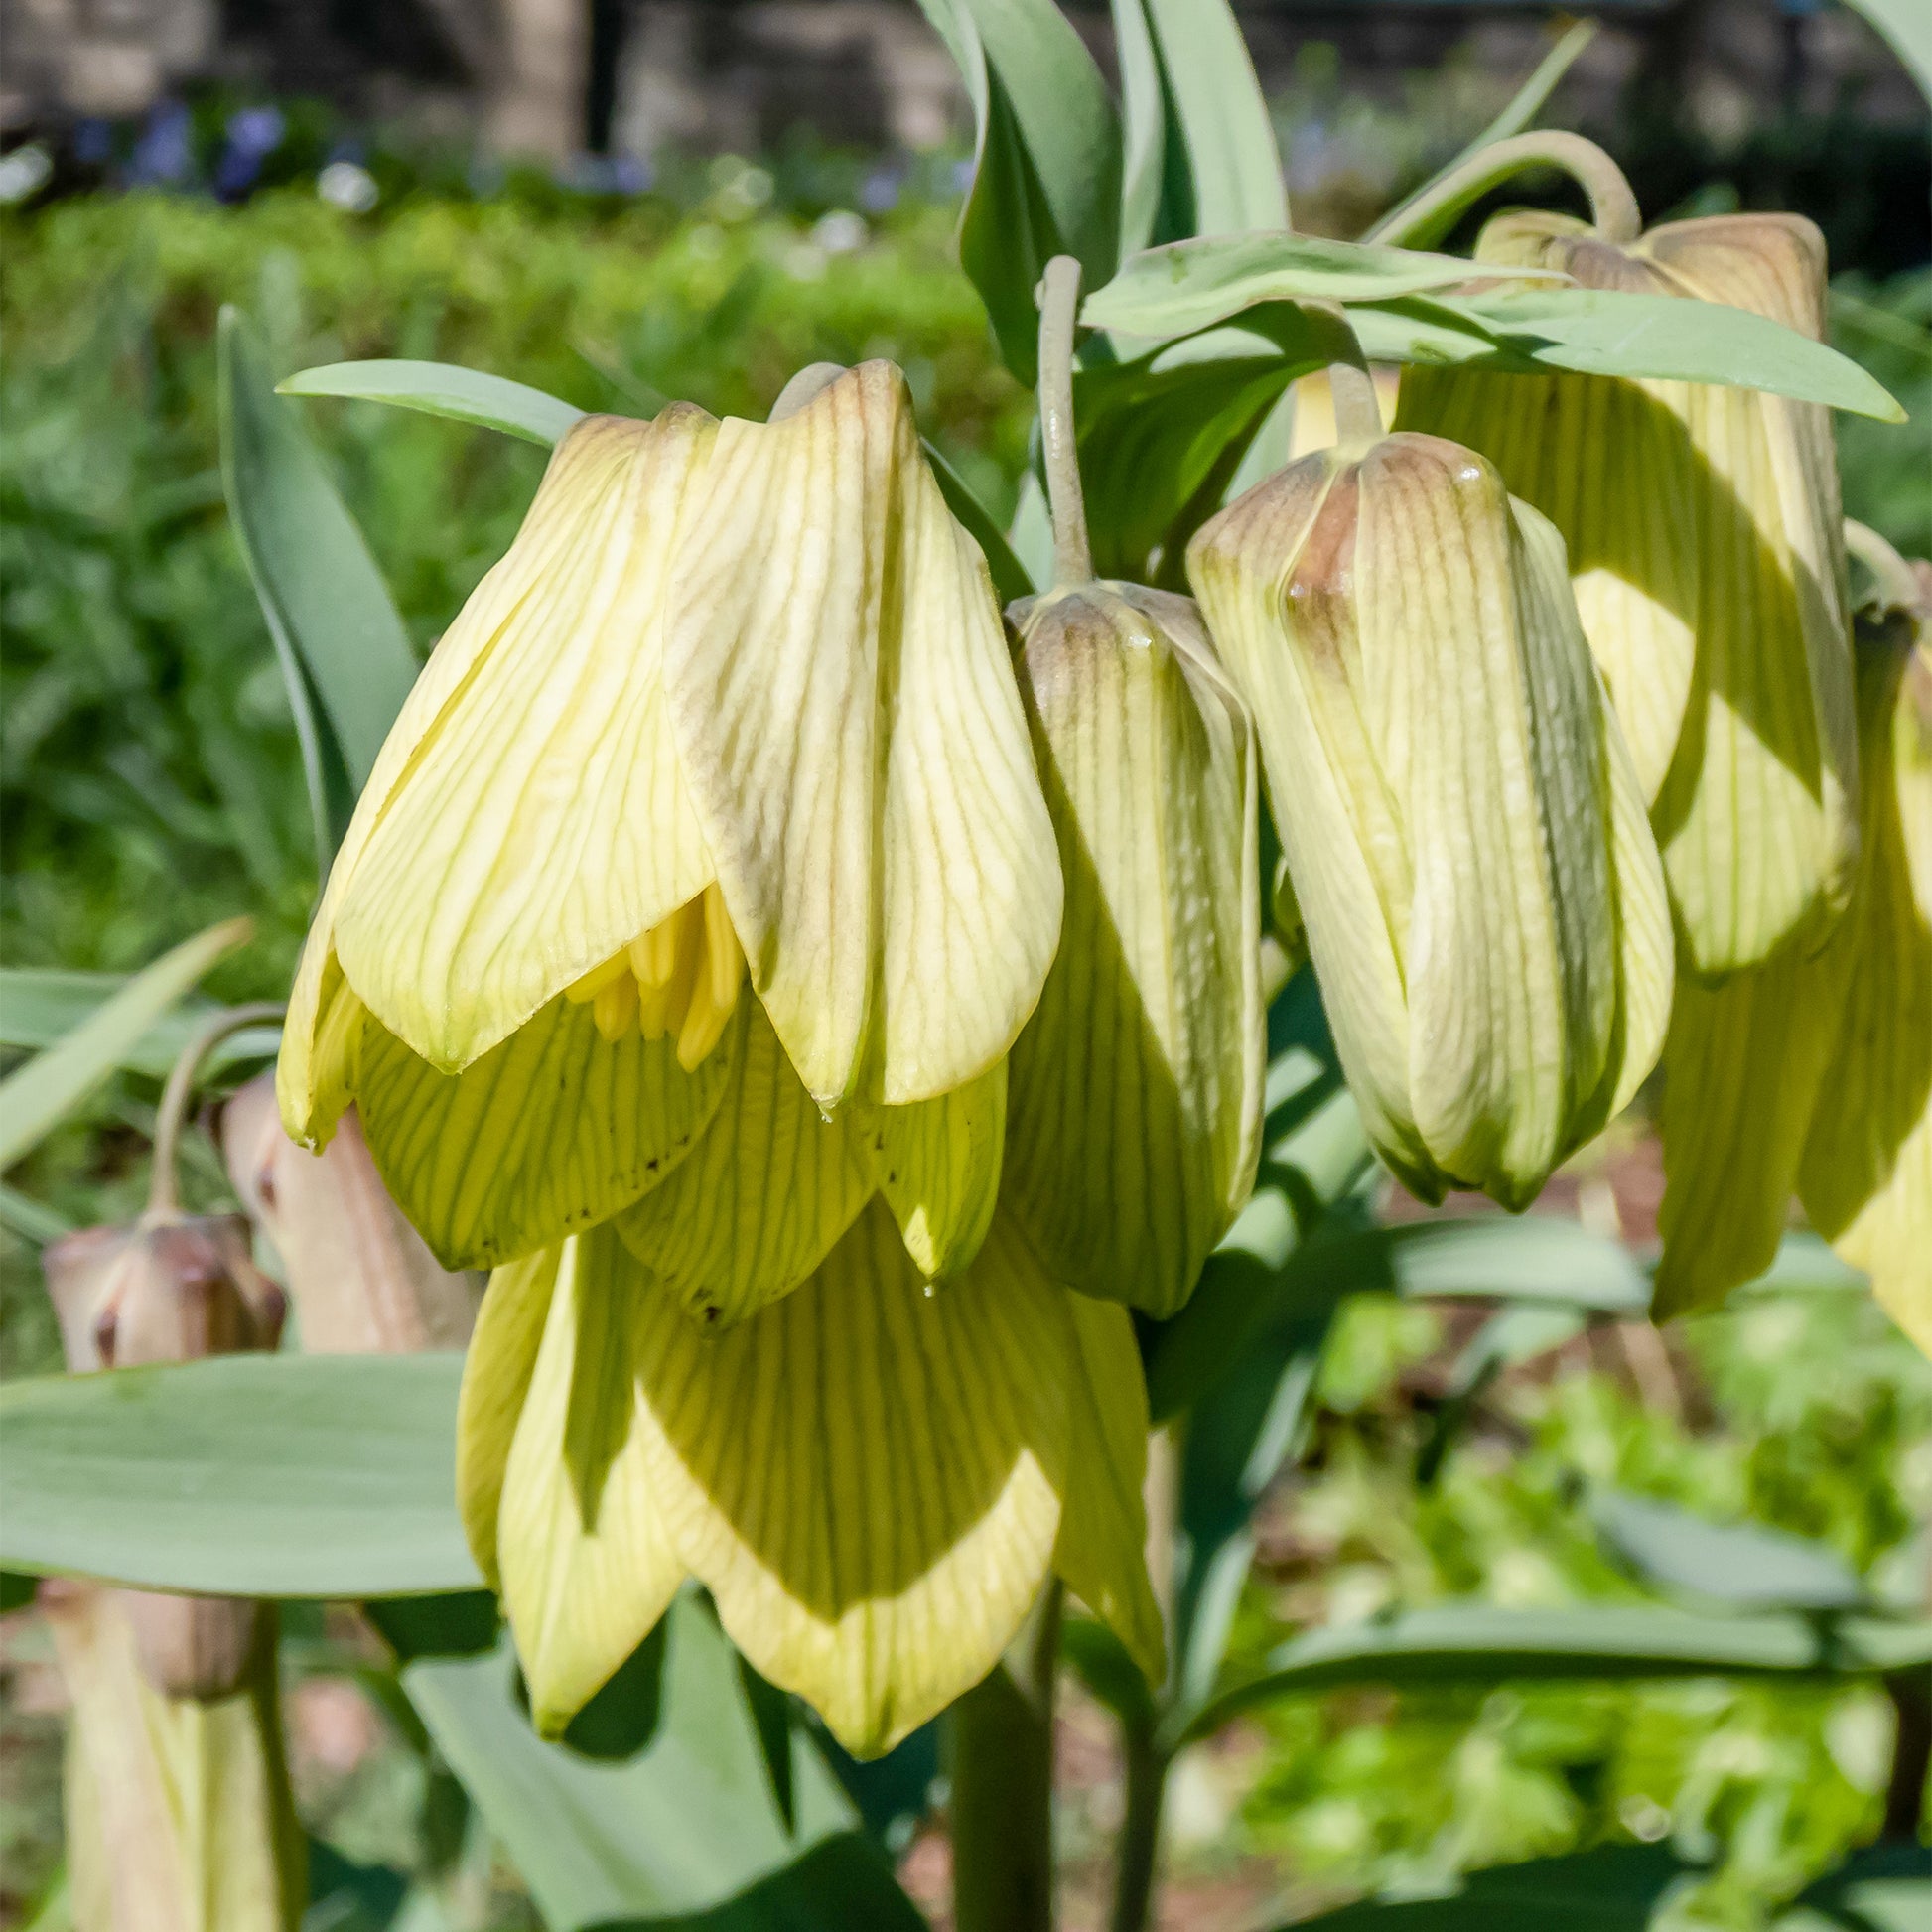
{"left": 859, "top": 163, "right": 901, "bottom": 213}
{"left": 213, "top": 105, "right": 285, "bottom": 200}
{"left": 72, "top": 118, "right": 114, "bottom": 167}
{"left": 127, "top": 101, "right": 193, "bottom": 186}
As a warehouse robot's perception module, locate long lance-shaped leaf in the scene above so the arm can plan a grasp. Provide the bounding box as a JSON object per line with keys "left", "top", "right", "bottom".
{"left": 279, "top": 359, "right": 587, "bottom": 445}
{"left": 915, "top": 0, "right": 1122, "bottom": 382}
{"left": 219, "top": 309, "right": 420, "bottom": 831}
{"left": 1839, "top": 0, "right": 1932, "bottom": 103}
{"left": 1180, "top": 1602, "right": 1932, "bottom": 1742}
{"left": 0, "top": 1353, "right": 479, "bottom": 1597}
{"left": 0, "top": 968, "right": 279, "bottom": 1079}
{"left": 1112, "top": 0, "right": 1288, "bottom": 256}
{"left": 0, "top": 918, "right": 251, "bottom": 1171}
{"left": 404, "top": 1602, "right": 922, "bottom": 1931}
{"left": 1081, "top": 233, "right": 1535, "bottom": 339}
{"left": 1591, "top": 1490, "right": 1867, "bottom": 1612}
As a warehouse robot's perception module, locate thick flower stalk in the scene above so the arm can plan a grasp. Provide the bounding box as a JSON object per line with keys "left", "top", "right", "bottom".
{"left": 1658, "top": 547, "right": 1931, "bottom": 1336}
{"left": 1002, "top": 256, "right": 1266, "bottom": 1319}
{"left": 1188, "top": 382, "right": 1673, "bottom": 1210}
{"left": 1396, "top": 208, "right": 1857, "bottom": 977}
{"left": 277, "top": 364, "right": 1063, "bottom": 1321}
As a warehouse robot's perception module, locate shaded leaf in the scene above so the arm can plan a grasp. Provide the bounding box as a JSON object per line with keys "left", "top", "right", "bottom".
{"left": 0, "top": 969, "right": 277, "bottom": 1081}
{"left": 403, "top": 1597, "right": 924, "bottom": 1930}
{"left": 1592, "top": 1490, "right": 1867, "bottom": 1612}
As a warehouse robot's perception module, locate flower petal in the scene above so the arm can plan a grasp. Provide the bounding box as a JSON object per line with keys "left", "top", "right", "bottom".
{"left": 1799, "top": 631, "right": 1932, "bottom": 1354}
{"left": 456, "top": 1246, "right": 559, "bottom": 1589}
{"left": 498, "top": 1231, "right": 684, "bottom": 1734}
{"left": 1052, "top": 1288, "right": 1165, "bottom": 1690}
{"left": 852, "top": 1060, "right": 1007, "bottom": 1283}
{"left": 631, "top": 1200, "right": 1069, "bottom": 1757}
{"left": 354, "top": 992, "right": 731, "bottom": 1270}
{"left": 613, "top": 1003, "right": 872, "bottom": 1327}
{"left": 333, "top": 409, "right": 719, "bottom": 1071}
{"left": 1006, "top": 584, "right": 1264, "bottom": 1315}
{"left": 662, "top": 362, "right": 1060, "bottom": 1107}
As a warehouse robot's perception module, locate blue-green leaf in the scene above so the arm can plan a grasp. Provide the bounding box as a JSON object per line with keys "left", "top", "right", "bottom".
{"left": 0, "top": 1353, "right": 478, "bottom": 1597}
{"left": 219, "top": 309, "right": 420, "bottom": 812}
{"left": 280, "top": 359, "right": 586, "bottom": 446}
{"left": 1111, "top": 0, "right": 1287, "bottom": 256}
{"left": 404, "top": 1599, "right": 923, "bottom": 1930}
{"left": 923, "top": 439, "right": 1034, "bottom": 603}
{"left": 916, "top": 0, "right": 1122, "bottom": 382}
{"left": 0, "top": 968, "right": 277, "bottom": 1082}
{"left": 1591, "top": 1491, "right": 1867, "bottom": 1612}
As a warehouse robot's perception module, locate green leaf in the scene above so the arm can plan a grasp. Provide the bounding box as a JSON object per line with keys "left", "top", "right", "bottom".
{"left": 279, "top": 359, "right": 586, "bottom": 446}
{"left": 922, "top": 439, "right": 1034, "bottom": 604}
{"left": 1591, "top": 1491, "right": 1867, "bottom": 1612}
{"left": 0, "top": 918, "right": 252, "bottom": 1171}
{"left": 0, "top": 969, "right": 280, "bottom": 1080}
{"left": 916, "top": 0, "right": 1122, "bottom": 382}
{"left": 1081, "top": 234, "right": 1536, "bottom": 340}
{"left": 1350, "top": 288, "right": 1906, "bottom": 420}
{"left": 1835, "top": 0, "right": 1932, "bottom": 103}
{"left": 404, "top": 1598, "right": 924, "bottom": 1930}
{"left": 1111, "top": 0, "right": 1287, "bottom": 257}
{"left": 1185, "top": 1602, "right": 1932, "bottom": 1741}
{"left": 0, "top": 1572, "right": 36, "bottom": 1614}
{"left": 0, "top": 1185, "right": 75, "bottom": 1247}
{"left": 1072, "top": 344, "right": 1303, "bottom": 586}
{"left": 1780, "top": 1846, "right": 1932, "bottom": 1932}
{"left": 1272, "top": 1844, "right": 1703, "bottom": 1929}
{"left": 219, "top": 308, "right": 420, "bottom": 811}
{"left": 1061, "top": 1615, "right": 1158, "bottom": 1733}
{"left": 0, "top": 1353, "right": 480, "bottom": 1597}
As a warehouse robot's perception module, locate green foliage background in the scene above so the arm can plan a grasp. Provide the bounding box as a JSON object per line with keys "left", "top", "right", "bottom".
{"left": 1, "top": 184, "right": 1928, "bottom": 1925}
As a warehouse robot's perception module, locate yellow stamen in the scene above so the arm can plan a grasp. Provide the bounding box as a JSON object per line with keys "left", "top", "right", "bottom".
{"left": 592, "top": 971, "right": 639, "bottom": 1042}
{"left": 564, "top": 951, "right": 630, "bottom": 1004}
{"left": 701, "top": 884, "right": 743, "bottom": 1012}
{"left": 628, "top": 917, "right": 683, "bottom": 993}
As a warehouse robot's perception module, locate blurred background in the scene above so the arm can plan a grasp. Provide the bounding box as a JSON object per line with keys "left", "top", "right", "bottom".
{"left": 1, "top": 3, "right": 1929, "bottom": 1927}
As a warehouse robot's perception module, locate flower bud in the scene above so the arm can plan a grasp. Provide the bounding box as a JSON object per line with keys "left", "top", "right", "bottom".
{"left": 1004, "top": 581, "right": 1264, "bottom": 1316}
{"left": 1188, "top": 430, "right": 1672, "bottom": 1210}
{"left": 42, "top": 1212, "right": 284, "bottom": 1700}
{"left": 222, "top": 1071, "right": 479, "bottom": 1353}
{"left": 1396, "top": 211, "right": 1857, "bottom": 977}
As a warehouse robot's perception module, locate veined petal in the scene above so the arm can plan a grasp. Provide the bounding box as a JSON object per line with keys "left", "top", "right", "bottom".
{"left": 1654, "top": 948, "right": 1840, "bottom": 1317}
{"left": 614, "top": 1002, "right": 872, "bottom": 1327}
{"left": 334, "top": 408, "right": 720, "bottom": 1071}
{"left": 1052, "top": 1287, "right": 1166, "bottom": 1690}
{"left": 662, "top": 361, "right": 1060, "bottom": 1108}
{"left": 1187, "top": 454, "right": 1434, "bottom": 1193}
{"left": 1799, "top": 630, "right": 1932, "bottom": 1354}
{"left": 1006, "top": 583, "right": 1264, "bottom": 1316}
{"left": 632, "top": 1199, "right": 1069, "bottom": 1757}
{"left": 456, "top": 1247, "right": 559, "bottom": 1589}
{"left": 1395, "top": 364, "right": 1699, "bottom": 804}
{"left": 354, "top": 991, "right": 731, "bottom": 1270}
{"left": 1373, "top": 451, "right": 1617, "bottom": 1208}
{"left": 852, "top": 1061, "right": 1006, "bottom": 1282}
{"left": 498, "top": 1231, "right": 684, "bottom": 1734}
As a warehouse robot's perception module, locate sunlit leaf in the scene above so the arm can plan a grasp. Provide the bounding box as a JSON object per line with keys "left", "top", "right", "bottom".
{"left": 280, "top": 358, "right": 587, "bottom": 446}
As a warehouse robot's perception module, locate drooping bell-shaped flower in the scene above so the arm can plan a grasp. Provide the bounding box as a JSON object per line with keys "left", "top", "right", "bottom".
{"left": 276, "top": 365, "right": 1062, "bottom": 1316}
{"left": 1004, "top": 580, "right": 1265, "bottom": 1316}
{"left": 456, "top": 1201, "right": 1165, "bottom": 1754}
{"left": 1657, "top": 571, "right": 1931, "bottom": 1336}
{"left": 1188, "top": 426, "right": 1673, "bottom": 1210}
{"left": 1396, "top": 210, "right": 1858, "bottom": 977}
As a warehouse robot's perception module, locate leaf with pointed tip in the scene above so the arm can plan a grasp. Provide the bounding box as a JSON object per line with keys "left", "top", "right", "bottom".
{"left": 1591, "top": 1491, "right": 1866, "bottom": 1612}
{"left": 279, "top": 359, "right": 586, "bottom": 446}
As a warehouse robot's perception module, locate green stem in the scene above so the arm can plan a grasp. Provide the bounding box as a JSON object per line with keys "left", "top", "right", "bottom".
{"left": 1846, "top": 518, "right": 1924, "bottom": 614}
{"left": 1366, "top": 130, "right": 1641, "bottom": 250}
{"left": 1109, "top": 1724, "right": 1168, "bottom": 1932}
{"left": 1036, "top": 256, "right": 1093, "bottom": 587}
{"left": 148, "top": 1003, "right": 285, "bottom": 1218}
{"left": 950, "top": 1582, "right": 1062, "bottom": 1932}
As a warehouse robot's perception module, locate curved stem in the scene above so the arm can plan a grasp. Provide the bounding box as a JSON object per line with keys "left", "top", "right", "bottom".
{"left": 1846, "top": 518, "right": 1924, "bottom": 614}
{"left": 1036, "top": 256, "right": 1092, "bottom": 587}
{"left": 148, "top": 1003, "right": 285, "bottom": 1218}
{"left": 1366, "top": 130, "right": 1641, "bottom": 250}
{"left": 1109, "top": 1725, "right": 1168, "bottom": 1932}
{"left": 1304, "top": 302, "right": 1384, "bottom": 445}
